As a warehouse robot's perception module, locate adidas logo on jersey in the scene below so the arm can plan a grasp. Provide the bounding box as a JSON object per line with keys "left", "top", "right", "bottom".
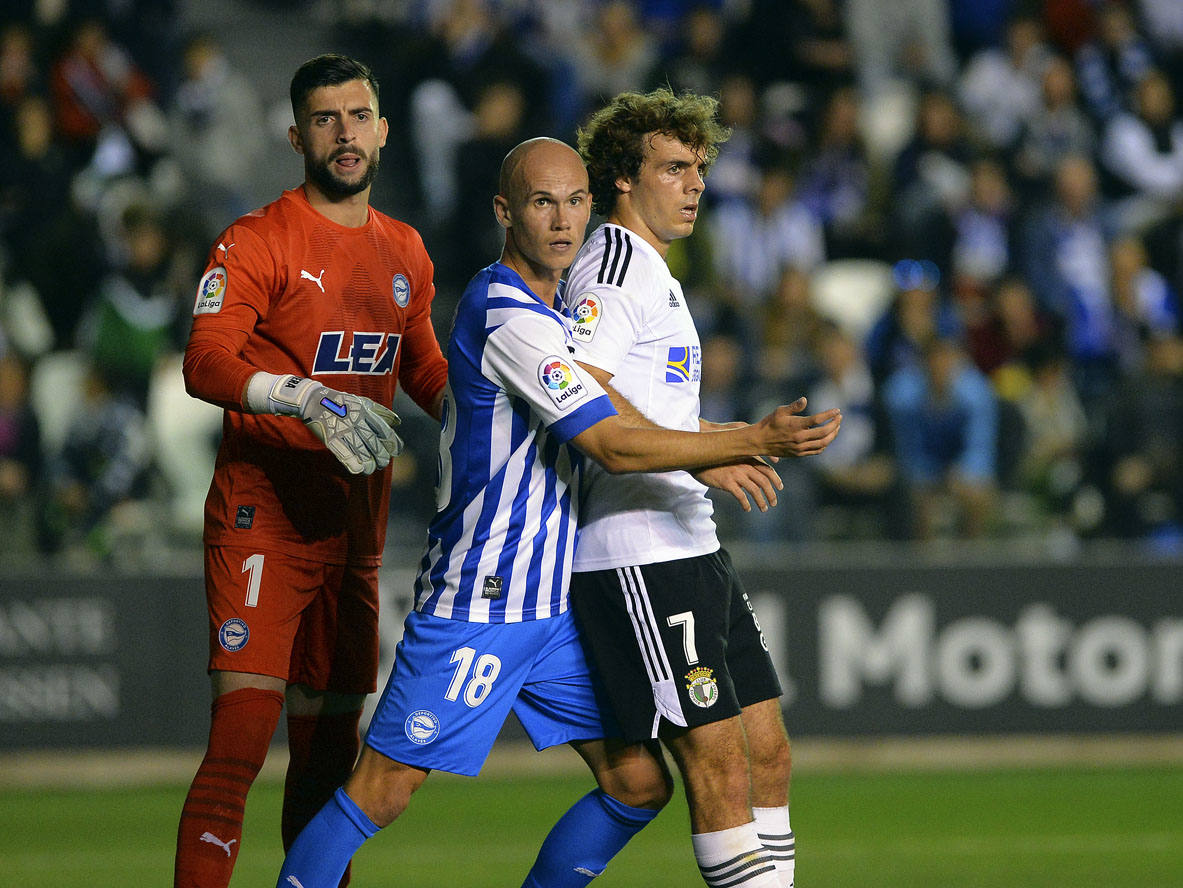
{"left": 668, "top": 290, "right": 680, "bottom": 308}
{"left": 313, "top": 331, "right": 402, "bottom": 375}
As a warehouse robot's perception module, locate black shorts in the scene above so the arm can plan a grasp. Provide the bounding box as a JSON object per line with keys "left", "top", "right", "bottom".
{"left": 570, "top": 547, "right": 782, "bottom": 742}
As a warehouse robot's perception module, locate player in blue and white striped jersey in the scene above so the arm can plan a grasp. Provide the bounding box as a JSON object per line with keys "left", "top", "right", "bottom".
{"left": 278, "top": 137, "right": 829, "bottom": 888}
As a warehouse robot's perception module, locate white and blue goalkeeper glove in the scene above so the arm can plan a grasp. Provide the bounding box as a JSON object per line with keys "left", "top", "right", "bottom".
{"left": 250, "top": 373, "right": 403, "bottom": 475}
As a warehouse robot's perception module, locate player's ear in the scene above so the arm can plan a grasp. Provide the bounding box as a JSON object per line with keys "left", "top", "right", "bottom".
{"left": 493, "top": 194, "right": 512, "bottom": 229}
{"left": 288, "top": 124, "right": 303, "bottom": 155}
{"left": 614, "top": 175, "right": 632, "bottom": 194}
{"left": 378, "top": 115, "right": 388, "bottom": 148}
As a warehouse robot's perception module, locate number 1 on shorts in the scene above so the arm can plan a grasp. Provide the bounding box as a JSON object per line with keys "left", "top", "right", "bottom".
{"left": 241, "top": 553, "right": 264, "bottom": 607}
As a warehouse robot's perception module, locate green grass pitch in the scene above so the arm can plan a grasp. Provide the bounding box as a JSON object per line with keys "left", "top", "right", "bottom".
{"left": 2, "top": 764, "right": 1181, "bottom": 887}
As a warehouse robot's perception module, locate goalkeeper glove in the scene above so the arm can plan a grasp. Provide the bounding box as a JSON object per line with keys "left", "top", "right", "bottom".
{"left": 258, "top": 374, "right": 403, "bottom": 475}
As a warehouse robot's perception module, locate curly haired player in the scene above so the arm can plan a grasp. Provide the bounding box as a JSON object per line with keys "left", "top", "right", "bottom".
{"left": 564, "top": 87, "right": 843, "bottom": 888}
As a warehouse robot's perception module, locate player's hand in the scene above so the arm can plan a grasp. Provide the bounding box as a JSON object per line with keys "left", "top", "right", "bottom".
{"left": 267, "top": 375, "right": 403, "bottom": 475}
{"left": 754, "top": 397, "right": 841, "bottom": 459}
{"left": 693, "top": 458, "right": 783, "bottom": 512}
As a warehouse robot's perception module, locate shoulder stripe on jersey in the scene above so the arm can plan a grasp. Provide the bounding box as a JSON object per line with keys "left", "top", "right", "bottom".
{"left": 597, "top": 227, "right": 613, "bottom": 283}
{"left": 597, "top": 227, "right": 634, "bottom": 287}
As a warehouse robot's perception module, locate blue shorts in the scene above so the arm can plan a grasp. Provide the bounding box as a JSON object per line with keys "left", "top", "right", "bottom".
{"left": 364, "top": 609, "right": 614, "bottom": 776}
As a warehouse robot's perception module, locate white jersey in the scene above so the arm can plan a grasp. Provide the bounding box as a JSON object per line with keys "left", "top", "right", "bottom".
{"left": 414, "top": 262, "right": 616, "bottom": 622}
{"left": 563, "top": 222, "right": 719, "bottom": 571}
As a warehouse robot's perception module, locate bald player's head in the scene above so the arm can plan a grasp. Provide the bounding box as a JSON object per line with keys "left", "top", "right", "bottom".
{"left": 498, "top": 137, "right": 585, "bottom": 205}
{"left": 494, "top": 137, "right": 591, "bottom": 282}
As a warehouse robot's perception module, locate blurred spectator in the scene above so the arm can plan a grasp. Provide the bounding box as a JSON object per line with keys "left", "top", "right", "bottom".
{"left": 1099, "top": 68, "right": 1183, "bottom": 232}
{"left": 1074, "top": 0, "right": 1155, "bottom": 124}
{"left": 890, "top": 88, "right": 974, "bottom": 262}
{"left": 966, "top": 275, "right": 1057, "bottom": 390}
{"left": 708, "top": 155, "right": 825, "bottom": 309}
{"left": 1100, "top": 333, "right": 1183, "bottom": 540}
{"left": 38, "top": 366, "right": 153, "bottom": 560}
{"left": 645, "top": 4, "right": 729, "bottom": 97}
{"left": 796, "top": 85, "right": 879, "bottom": 259}
{"left": 1012, "top": 53, "right": 1097, "bottom": 201}
{"left": 1137, "top": 0, "right": 1183, "bottom": 90}
{"left": 1022, "top": 153, "right": 1119, "bottom": 406}
{"left": 702, "top": 72, "right": 762, "bottom": 207}
{"left": 949, "top": 155, "right": 1017, "bottom": 303}
{"left": 882, "top": 335, "right": 1000, "bottom": 538}
{"left": 727, "top": 0, "right": 854, "bottom": 98}
{"left": 0, "top": 92, "right": 104, "bottom": 349}
{"left": 168, "top": 31, "right": 267, "bottom": 241}
{"left": 1109, "top": 234, "right": 1180, "bottom": 371}
{"left": 844, "top": 0, "right": 958, "bottom": 100}
{"left": 957, "top": 12, "right": 1051, "bottom": 152}
{"left": 0, "top": 22, "right": 41, "bottom": 133}
{"left": 0, "top": 350, "right": 41, "bottom": 554}
{"left": 408, "top": 0, "right": 547, "bottom": 225}
{"left": 806, "top": 321, "right": 905, "bottom": 538}
{"left": 571, "top": 0, "right": 658, "bottom": 111}
{"left": 752, "top": 266, "right": 826, "bottom": 401}
{"left": 49, "top": 18, "right": 166, "bottom": 174}
{"left": 1014, "top": 339, "right": 1088, "bottom": 523}
{"left": 77, "top": 201, "right": 190, "bottom": 408}
{"left": 444, "top": 78, "right": 528, "bottom": 288}
{"left": 865, "top": 260, "right": 961, "bottom": 385}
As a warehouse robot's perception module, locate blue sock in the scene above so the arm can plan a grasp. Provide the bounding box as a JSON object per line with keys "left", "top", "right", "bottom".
{"left": 521, "top": 789, "right": 660, "bottom": 888}
{"left": 276, "top": 787, "right": 378, "bottom": 888}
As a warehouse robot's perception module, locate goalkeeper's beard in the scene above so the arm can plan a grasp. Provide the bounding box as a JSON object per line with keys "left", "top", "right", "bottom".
{"left": 308, "top": 146, "right": 380, "bottom": 198}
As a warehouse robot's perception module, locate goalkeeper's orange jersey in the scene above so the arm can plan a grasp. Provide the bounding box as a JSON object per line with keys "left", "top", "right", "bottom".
{"left": 183, "top": 186, "right": 447, "bottom": 565}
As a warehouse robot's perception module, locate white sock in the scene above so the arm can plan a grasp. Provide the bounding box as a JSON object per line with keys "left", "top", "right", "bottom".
{"left": 753, "top": 806, "right": 795, "bottom": 887}
{"left": 691, "top": 821, "right": 781, "bottom": 887}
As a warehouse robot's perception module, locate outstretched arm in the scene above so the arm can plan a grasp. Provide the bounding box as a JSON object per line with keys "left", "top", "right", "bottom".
{"left": 571, "top": 361, "right": 842, "bottom": 482}
{"left": 583, "top": 363, "right": 783, "bottom": 512}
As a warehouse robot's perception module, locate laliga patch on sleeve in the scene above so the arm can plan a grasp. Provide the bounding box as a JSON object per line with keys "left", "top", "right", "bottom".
{"left": 571, "top": 293, "right": 602, "bottom": 342}
{"left": 194, "top": 266, "right": 227, "bottom": 315}
{"left": 538, "top": 355, "right": 589, "bottom": 411}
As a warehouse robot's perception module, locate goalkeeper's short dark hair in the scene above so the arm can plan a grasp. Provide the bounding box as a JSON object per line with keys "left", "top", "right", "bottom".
{"left": 290, "top": 54, "right": 379, "bottom": 120}
{"left": 577, "top": 87, "right": 731, "bottom": 217}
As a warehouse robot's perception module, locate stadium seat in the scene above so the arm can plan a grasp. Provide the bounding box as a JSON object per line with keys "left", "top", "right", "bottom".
{"left": 27, "top": 349, "right": 88, "bottom": 459}
{"left": 809, "top": 259, "right": 896, "bottom": 341}
{"left": 147, "top": 353, "right": 221, "bottom": 535}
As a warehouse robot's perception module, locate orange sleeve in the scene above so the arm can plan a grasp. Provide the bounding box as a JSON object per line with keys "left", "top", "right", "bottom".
{"left": 182, "top": 226, "right": 278, "bottom": 411}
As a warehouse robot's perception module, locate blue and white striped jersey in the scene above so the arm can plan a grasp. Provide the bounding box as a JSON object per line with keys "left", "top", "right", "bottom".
{"left": 413, "top": 262, "right": 616, "bottom": 623}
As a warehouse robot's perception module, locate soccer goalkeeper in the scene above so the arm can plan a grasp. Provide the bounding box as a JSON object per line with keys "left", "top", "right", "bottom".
{"left": 174, "top": 54, "right": 447, "bottom": 888}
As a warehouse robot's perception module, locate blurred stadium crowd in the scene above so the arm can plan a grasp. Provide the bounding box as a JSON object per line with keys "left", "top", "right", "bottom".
{"left": 1, "top": 0, "right": 1182, "bottom": 568}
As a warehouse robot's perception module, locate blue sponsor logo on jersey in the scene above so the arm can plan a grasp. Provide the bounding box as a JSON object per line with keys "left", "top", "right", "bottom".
{"left": 313, "top": 331, "right": 402, "bottom": 374}
{"left": 665, "top": 345, "right": 701, "bottom": 383}
{"left": 218, "top": 618, "right": 249, "bottom": 652}
{"left": 405, "top": 709, "right": 440, "bottom": 745}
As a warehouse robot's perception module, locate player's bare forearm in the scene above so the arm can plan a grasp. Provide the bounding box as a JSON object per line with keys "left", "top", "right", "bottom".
{"left": 574, "top": 399, "right": 841, "bottom": 474}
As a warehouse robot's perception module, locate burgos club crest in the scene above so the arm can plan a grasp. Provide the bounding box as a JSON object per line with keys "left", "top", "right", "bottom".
{"left": 538, "top": 356, "right": 587, "bottom": 410}
{"left": 685, "top": 666, "right": 719, "bottom": 709}
{"left": 571, "top": 294, "right": 601, "bottom": 342}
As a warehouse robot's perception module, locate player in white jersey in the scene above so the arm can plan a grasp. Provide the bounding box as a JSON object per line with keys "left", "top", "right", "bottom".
{"left": 564, "top": 88, "right": 843, "bottom": 888}
{"left": 277, "top": 138, "right": 842, "bottom": 888}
